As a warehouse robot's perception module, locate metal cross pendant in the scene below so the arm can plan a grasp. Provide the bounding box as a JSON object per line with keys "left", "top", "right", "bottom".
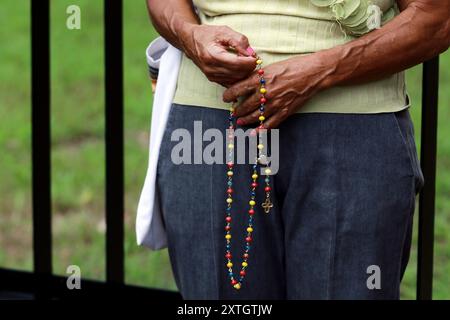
{"left": 262, "top": 197, "right": 273, "bottom": 214}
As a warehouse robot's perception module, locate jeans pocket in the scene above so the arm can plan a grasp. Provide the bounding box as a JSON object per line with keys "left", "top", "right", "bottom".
{"left": 391, "top": 109, "right": 425, "bottom": 194}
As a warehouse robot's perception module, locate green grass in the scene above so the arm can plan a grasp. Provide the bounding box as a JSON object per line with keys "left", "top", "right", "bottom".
{"left": 0, "top": 0, "right": 449, "bottom": 298}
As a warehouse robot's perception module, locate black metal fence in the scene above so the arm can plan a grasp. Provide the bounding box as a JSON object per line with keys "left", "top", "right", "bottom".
{"left": 0, "top": 0, "right": 440, "bottom": 300}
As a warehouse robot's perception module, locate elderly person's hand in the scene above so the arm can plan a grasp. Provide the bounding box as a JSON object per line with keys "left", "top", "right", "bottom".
{"left": 223, "top": 54, "right": 326, "bottom": 129}
{"left": 180, "top": 24, "right": 257, "bottom": 87}
{"left": 147, "top": 0, "right": 257, "bottom": 88}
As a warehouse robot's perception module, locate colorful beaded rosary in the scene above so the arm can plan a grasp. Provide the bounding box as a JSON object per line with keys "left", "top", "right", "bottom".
{"left": 225, "top": 54, "right": 273, "bottom": 290}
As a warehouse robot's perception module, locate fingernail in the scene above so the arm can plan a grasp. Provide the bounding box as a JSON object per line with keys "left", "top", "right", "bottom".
{"left": 246, "top": 46, "right": 255, "bottom": 56}
{"left": 237, "top": 118, "right": 245, "bottom": 126}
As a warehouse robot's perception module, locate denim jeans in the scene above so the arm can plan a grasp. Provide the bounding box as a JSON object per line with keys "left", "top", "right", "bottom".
{"left": 156, "top": 103, "right": 424, "bottom": 300}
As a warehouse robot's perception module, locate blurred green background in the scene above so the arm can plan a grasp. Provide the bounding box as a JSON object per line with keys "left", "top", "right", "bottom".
{"left": 0, "top": 0, "right": 448, "bottom": 299}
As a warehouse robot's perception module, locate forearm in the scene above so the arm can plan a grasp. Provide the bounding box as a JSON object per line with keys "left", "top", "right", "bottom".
{"left": 313, "top": 0, "right": 450, "bottom": 90}
{"left": 146, "top": 0, "right": 199, "bottom": 51}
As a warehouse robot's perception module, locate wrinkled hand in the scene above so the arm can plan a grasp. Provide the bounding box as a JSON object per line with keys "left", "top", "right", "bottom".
{"left": 181, "top": 24, "right": 257, "bottom": 87}
{"left": 222, "top": 54, "right": 328, "bottom": 128}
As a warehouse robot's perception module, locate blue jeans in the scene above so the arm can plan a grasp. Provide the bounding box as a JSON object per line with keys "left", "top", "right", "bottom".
{"left": 156, "top": 103, "right": 424, "bottom": 299}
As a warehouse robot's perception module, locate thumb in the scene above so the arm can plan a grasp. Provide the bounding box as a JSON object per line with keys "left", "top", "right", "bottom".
{"left": 218, "top": 29, "right": 253, "bottom": 57}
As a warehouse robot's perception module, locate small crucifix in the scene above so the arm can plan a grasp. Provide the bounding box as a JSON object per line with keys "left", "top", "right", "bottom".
{"left": 261, "top": 197, "right": 273, "bottom": 214}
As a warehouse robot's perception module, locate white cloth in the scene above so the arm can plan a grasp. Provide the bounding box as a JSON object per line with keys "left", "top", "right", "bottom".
{"left": 136, "top": 37, "right": 182, "bottom": 250}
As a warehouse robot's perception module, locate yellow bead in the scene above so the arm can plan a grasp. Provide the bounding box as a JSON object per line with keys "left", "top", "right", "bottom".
{"left": 227, "top": 171, "right": 233, "bottom": 176}
{"left": 249, "top": 200, "right": 256, "bottom": 206}
{"left": 225, "top": 234, "right": 231, "bottom": 240}
{"left": 259, "top": 115, "right": 265, "bottom": 121}
{"left": 242, "top": 262, "right": 248, "bottom": 267}
{"left": 247, "top": 227, "right": 253, "bottom": 233}
{"left": 252, "top": 173, "right": 258, "bottom": 179}
{"left": 228, "top": 143, "right": 234, "bottom": 149}
{"left": 265, "top": 168, "right": 272, "bottom": 175}
{"left": 226, "top": 198, "right": 233, "bottom": 204}
{"left": 260, "top": 88, "right": 266, "bottom": 94}
{"left": 233, "top": 283, "right": 241, "bottom": 290}
{"left": 257, "top": 144, "right": 264, "bottom": 150}
{"left": 227, "top": 262, "right": 233, "bottom": 268}
{"left": 256, "top": 59, "right": 262, "bottom": 65}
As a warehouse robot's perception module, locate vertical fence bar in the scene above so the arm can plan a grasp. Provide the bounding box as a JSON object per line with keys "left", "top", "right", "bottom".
{"left": 31, "top": 0, "right": 52, "bottom": 298}
{"left": 104, "top": 0, "right": 124, "bottom": 284}
{"left": 417, "top": 57, "right": 440, "bottom": 300}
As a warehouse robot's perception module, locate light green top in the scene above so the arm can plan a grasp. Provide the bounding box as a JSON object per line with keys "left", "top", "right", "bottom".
{"left": 173, "top": 0, "right": 409, "bottom": 113}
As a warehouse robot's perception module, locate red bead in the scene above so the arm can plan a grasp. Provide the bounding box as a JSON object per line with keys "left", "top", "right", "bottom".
{"left": 258, "top": 69, "right": 264, "bottom": 75}
{"left": 248, "top": 209, "right": 255, "bottom": 215}
{"left": 260, "top": 97, "right": 266, "bottom": 104}
{"left": 225, "top": 225, "right": 231, "bottom": 231}
{"left": 240, "top": 270, "right": 246, "bottom": 276}
{"left": 243, "top": 253, "right": 249, "bottom": 259}
{"left": 264, "top": 186, "right": 271, "bottom": 192}
{"left": 251, "top": 182, "right": 258, "bottom": 188}
{"left": 225, "top": 253, "right": 232, "bottom": 259}
{"left": 227, "top": 161, "right": 234, "bottom": 168}
{"left": 245, "top": 236, "right": 252, "bottom": 243}
{"left": 227, "top": 188, "right": 233, "bottom": 194}
{"left": 231, "top": 279, "right": 238, "bottom": 285}
{"left": 226, "top": 216, "right": 232, "bottom": 222}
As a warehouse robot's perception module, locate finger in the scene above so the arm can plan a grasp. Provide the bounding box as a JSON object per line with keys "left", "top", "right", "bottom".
{"left": 263, "top": 107, "right": 291, "bottom": 129}
{"left": 237, "top": 104, "right": 278, "bottom": 126}
{"left": 234, "top": 93, "right": 260, "bottom": 117}
{"left": 223, "top": 73, "right": 259, "bottom": 102}
{"left": 214, "top": 52, "right": 256, "bottom": 71}
{"left": 218, "top": 28, "right": 252, "bottom": 57}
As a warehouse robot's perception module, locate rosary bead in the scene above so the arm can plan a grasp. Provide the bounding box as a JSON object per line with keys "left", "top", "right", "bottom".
{"left": 225, "top": 225, "right": 231, "bottom": 231}
{"left": 260, "top": 88, "right": 267, "bottom": 94}
{"left": 227, "top": 262, "right": 233, "bottom": 268}
{"left": 264, "top": 168, "right": 272, "bottom": 175}
{"left": 251, "top": 182, "right": 258, "bottom": 188}
{"left": 258, "top": 69, "right": 264, "bottom": 75}
{"left": 260, "top": 97, "right": 267, "bottom": 104}
{"left": 260, "top": 78, "right": 266, "bottom": 84}
{"left": 227, "top": 171, "right": 233, "bottom": 176}
{"left": 259, "top": 115, "right": 265, "bottom": 121}
{"left": 233, "top": 283, "right": 241, "bottom": 290}
{"left": 226, "top": 216, "right": 232, "bottom": 222}
{"left": 240, "top": 270, "right": 246, "bottom": 276}
{"left": 245, "top": 236, "right": 253, "bottom": 243}
{"left": 227, "top": 188, "right": 233, "bottom": 194}
{"left": 264, "top": 186, "right": 271, "bottom": 192}
{"left": 243, "top": 253, "right": 249, "bottom": 259}
{"left": 242, "top": 262, "right": 248, "bottom": 267}
{"left": 248, "top": 209, "right": 255, "bottom": 215}
{"left": 228, "top": 143, "right": 234, "bottom": 149}
{"left": 252, "top": 173, "right": 258, "bottom": 179}
{"left": 257, "top": 144, "right": 264, "bottom": 150}
{"left": 226, "top": 253, "right": 232, "bottom": 259}
{"left": 247, "top": 227, "right": 253, "bottom": 233}
{"left": 226, "top": 198, "right": 233, "bottom": 204}
{"left": 225, "top": 234, "right": 232, "bottom": 240}
{"left": 249, "top": 200, "right": 256, "bottom": 206}
{"left": 231, "top": 279, "right": 238, "bottom": 285}
{"left": 256, "top": 59, "right": 262, "bottom": 65}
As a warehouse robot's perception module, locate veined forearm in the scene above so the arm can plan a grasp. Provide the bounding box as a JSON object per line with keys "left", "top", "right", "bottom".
{"left": 314, "top": 0, "right": 450, "bottom": 89}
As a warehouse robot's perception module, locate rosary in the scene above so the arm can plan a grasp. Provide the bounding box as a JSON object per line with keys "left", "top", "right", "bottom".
{"left": 225, "top": 54, "right": 273, "bottom": 290}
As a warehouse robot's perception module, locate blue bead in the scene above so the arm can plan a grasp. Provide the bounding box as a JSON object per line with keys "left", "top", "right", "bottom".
{"left": 260, "top": 107, "right": 265, "bottom": 112}
{"left": 260, "top": 78, "right": 266, "bottom": 84}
